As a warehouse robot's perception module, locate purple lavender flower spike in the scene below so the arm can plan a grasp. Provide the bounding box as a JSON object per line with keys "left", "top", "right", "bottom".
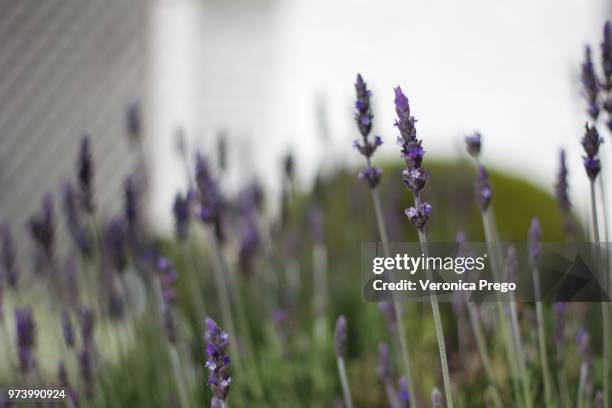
{"left": 353, "top": 74, "right": 383, "bottom": 189}
{"left": 126, "top": 101, "right": 141, "bottom": 142}
{"left": 528, "top": 218, "right": 541, "bottom": 269}
{"left": 124, "top": 176, "right": 139, "bottom": 227}
{"left": 195, "top": 152, "right": 221, "bottom": 225}
{"left": 354, "top": 74, "right": 374, "bottom": 139}
{"left": 379, "top": 302, "right": 397, "bottom": 334}
{"left": 62, "top": 310, "right": 74, "bottom": 348}
{"left": 77, "top": 136, "right": 94, "bottom": 213}
{"left": 62, "top": 181, "right": 92, "bottom": 256}
{"left": 173, "top": 192, "right": 190, "bottom": 241}
{"left": 28, "top": 193, "right": 55, "bottom": 263}
{"left": 555, "top": 149, "right": 574, "bottom": 234}
{"left": 602, "top": 21, "right": 612, "bottom": 91}
{"left": 0, "top": 222, "right": 18, "bottom": 288}
{"left": 15, "top": 308, "right": 35, "bottom": 373}
{"left": 576, "top": 327, "right": 591, "bottom": 360}
{"left": 358, "top": 166, "right": 383, "bottom": 189}
{"left": 103, "top": 217, "right": 127, "bottom": 272}
{"left": 581, "top": 46, "right": 600, "bottom": 120}
{"left": 397, "top": 377, "right": 410, "bottom": 408}
{"left": 238, "top": 216, "right": 260, "bottom": 276}
{"left": 431, "top": 387, "right": 443, "bottom": 408}
{"left": 474, "top": 165, "right": 492, "bottom": 211}
{"left": 205, "top": 318, "right": 231, "bottom": 404}
{"left": 334, "top": 315, "right": 348, "bottom": 357}
{"left": 404, "top": 202, "right": 432, "bottom": 231}
{"left": 504, "top": 246, "right": 518, "bottom": 283}
{"left": 465, "top": 132, "right": 482, "bottom": 158}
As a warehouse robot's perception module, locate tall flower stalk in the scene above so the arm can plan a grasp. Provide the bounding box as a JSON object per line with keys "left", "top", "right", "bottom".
{"left": 335, "top": 315, "right": 353, "bottom": 408}
{"left": 581, "top": 123, "right": 609, "bottom": 408}
{"left": 528, "top": 219, "right": 554, "bottom": 406}
{"left": 394, "top": 86, "right": 453, "bottom": 407}
{"left": 352, "top": 74, "right": 415, "bottom": 406}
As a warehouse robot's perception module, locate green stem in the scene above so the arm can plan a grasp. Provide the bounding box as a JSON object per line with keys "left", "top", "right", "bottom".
{"left": 533, "top": 268, "right": 553, "bottom": 407}
{"left": 591, "top": 181, "right": 609, "bottom": 408}
{"left": 371, "top": 188, "right": 417, "bottom": 408}
{"left": 169, "top": 345, "right": 192, "bottom": 408}
{"left": 337, "top": 356, "right": 354, "bottom": 408}
{"left": 508, "top": 297, "right": 531, "bottom": 408}
{"left": 414, "top": 194, "right": 453, "bottom": 407}
{"left": 180, "top": 241, "right": 208, "bottom": 328}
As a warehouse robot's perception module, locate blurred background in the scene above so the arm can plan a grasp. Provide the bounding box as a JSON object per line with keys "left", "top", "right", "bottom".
{"left": 0, "top": 0, "right": 610, "bottom": 237}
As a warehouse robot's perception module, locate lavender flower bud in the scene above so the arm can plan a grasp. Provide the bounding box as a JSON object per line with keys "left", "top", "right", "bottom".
{"left": 358, "top": 166, "right": 383, "bottom": 189}
{"left": 528, "top": 218, "right": 541, "bottom": 268}
{"left": 431, "top": 387, "right": 443, "bottom": 408}
{"left": 377, "top": 342, "right": 392, "bottom": 383}
{"left": 173, "top": 192, "right": 190, "bottom": 240}
{"left": 28, "top": 193, "right": 55, "bottom": 263}
{"left": 62, "top": 181, "right": 92, "bottom": 256}
{"left": 397, "top": 377, "right": 410, "bottom": 408}
{"left": 0, "top": 222, "right": 18, "bottom": 288}
{"left": 62, "top": 310, "right": 74, "bottom": 348}
{"left": 402, "top": 167, "right": 430, "bottom": 194}
{"left": 394, "top": 86, "right": 417, "bottom": 143}
{"left": 126, "top": 101, "right": 141, "bottom": 142}
{"left": 582, "top": 123, "right": 603, "bottom": 158}
{"left": 504, "top": 246, "right": 518, "bottom": 282}
{"left": 555, "top": 149, "right": 574, "bottom": 234}
{"left": 465, "top": 132, "right": 482, "bottom": 158}
{"left": 124, "top": 176, "right": 139, "bottom": 227}
{"left": 77, "top": 136, "right": 94, "bottom": 213}
{"left": 379, "top": 301, "right": 397, "bottom": 335}
{"left": 195, "top": 153, "right": 221, "bottom": 224}
{"left": 581, "top": 46, "right": 600, "bottom": 120}
{"left": 103, "top": 218, "right": 127, "bottom": 272}
{"left": 15, "top": 308, "right": 35, "bottom": 373}
{"left": 584, "top": 157, "right": 601, "bottom": 181}
{"left": 398, "top": 140, "right": 424, "bottom": 169}
{"left": 205, "top": 318, "right": 232, "bottom": 402}
{"left": 601, "top": 21, "right": 611, "bottom": 90}
{"left": 334, "top": 315, "right": 348, "bottom": 357}
{"left": 405, "top": 202, "right": 432, "bottom": 231}
{"left": 474, "top": 165, "right": 492, "bottom": 211}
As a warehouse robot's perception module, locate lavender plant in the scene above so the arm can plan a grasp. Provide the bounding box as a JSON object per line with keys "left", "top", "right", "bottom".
{"left": 205, "top": 318, "right": 232, "bottom": 408}
{"left": 395, "top": 85, "right": 453, "bottom": 407}
{"left": 334, "top": 315, "right": 353, "bottom": 408}
{"left": 351, "top": 74, "right": 415, "bottom": 406}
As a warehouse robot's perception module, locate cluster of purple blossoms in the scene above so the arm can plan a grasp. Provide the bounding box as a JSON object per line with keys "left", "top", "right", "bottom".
{"left": 173, "top": 192, "right": 191, "bottom": 241}
{"left": 77, "top": 136, "right": 94, "bottom": 213}
{"left": 528, "top": 218, "right": 541, "bottom": 269}
{"left": 352, "top": 74, "right": 383, "bottom": 189}
{"left": 581, "top": 123, "right": 603, "bottom": 181}
{"left": 582, "top": 46, "right": 601, "bottom": 120}
{"left": 205, "top": 318, "right": 232, "bottom": 405}
{"left": 555, "top": 150, "right": 574, "bottom": 234}
{"left": 465, "top": 132, "right": 482, "bottom": 159}
{"left": 62, "top": 181, "right": 93, "bottom": 256}
{"left": 334, "top": 315, "right": 348, "bottom": 357}
{"left": 195, "top": 153, "right": 221, "bottom": 226}
{"left": 394, "top": 86, "right": 432, "bottom": 230}
{"left": 15, "top": 308, "right": 35, "bottom": 373}
{"left": 28, "top": 193, "right": 56, "bottom": 265}
{"left": 397, "top": 377, "right": 410, "bottom": 408}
